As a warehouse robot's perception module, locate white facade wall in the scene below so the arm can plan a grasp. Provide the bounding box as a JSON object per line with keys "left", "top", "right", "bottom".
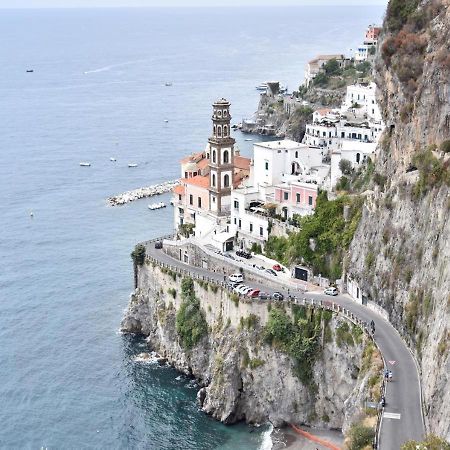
{"left": 347, "top": 278, "right": 363, "bottom": 304}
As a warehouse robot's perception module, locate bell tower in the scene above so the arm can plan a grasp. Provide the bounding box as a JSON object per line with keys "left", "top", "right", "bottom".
{"left": 208, "top": 98, "right": 235, "bottom": 215}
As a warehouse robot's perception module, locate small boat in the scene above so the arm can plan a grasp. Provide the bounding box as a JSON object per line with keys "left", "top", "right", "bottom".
{"left": 164, "top": 119, "right": 169, "bottom": 123}
{"left": 110, "top": 157, "right": 117, "bottom": 162}
{"left": 26, "top": 69, "right": 34, "bottom": 73}
{"left": 165, "top": 82, "right": 172, "bottom": 86}
{"left": 244, "top": 138, "right": 253, "bottom": 141}
{"left": 148, "top": 202, "right": 166, "bottom": 210}
{"left": 128, "top": 163, "right": 138, "bottom": 168}
{"left": 79, "top": 162, "right": 91, "bottom": 167}
{"left": 255, "top": 83, "right": 268, "bottom": 91}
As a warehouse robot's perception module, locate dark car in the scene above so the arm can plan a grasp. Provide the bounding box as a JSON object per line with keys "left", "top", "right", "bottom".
{"left": 154, "top": 241, "right": 163, "bottom": 249}
{"left": 258, "top": 292, "right": 270, "bottom": 300}
{"left": 272, "top": 292, "right": 284, "bottom": 301}
{"left": 265, "top": 268, "right": 277, "bottom": 276}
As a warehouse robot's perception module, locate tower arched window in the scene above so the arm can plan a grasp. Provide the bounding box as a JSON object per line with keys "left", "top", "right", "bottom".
{"left": 223, "top": 150, "right": 229, "bottom": 164}
{"left": 213, "top": 125, "right": 216, "bottom": 136}
{"left": 223, "top": 125, "right": 228, "bottom": 137}
{"left": 217, "top": 126, "right": 222, "bottom": 137}
{"left": 212, "top": 150, "right": 216, "bottom": 164}
{"left": 212, "top": 173, "right": 216, "bottom": 187}
{"left": 223, "top": 109, "right": 227, "bottom": 117}
{"left": 224, "top": 174, "right": 230, "bottom": 188}
{"left": 217, "top": 110, "right": 222, "bottom": 117}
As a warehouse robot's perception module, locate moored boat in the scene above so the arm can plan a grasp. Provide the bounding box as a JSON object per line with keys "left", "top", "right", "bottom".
{"left": 79, "top": 162, "right": 91, "bottom": 167}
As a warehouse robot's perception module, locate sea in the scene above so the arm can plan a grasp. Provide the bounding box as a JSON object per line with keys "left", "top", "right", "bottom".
{"left": 0, "top": 5, "right": 385, "bottom": 449}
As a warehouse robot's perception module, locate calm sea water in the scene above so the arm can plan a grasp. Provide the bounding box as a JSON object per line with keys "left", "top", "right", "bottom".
{"left": 0, "top": 6, "right": 384, "bottom": 449}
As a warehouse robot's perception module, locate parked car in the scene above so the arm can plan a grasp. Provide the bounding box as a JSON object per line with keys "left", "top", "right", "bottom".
{"left": 272, "top": 292, "right": 284, "bottom": 301}
{"left": 229, "top": 273, "right": 243, "bottom": 283}
{"left": 265, "top": 268, "right": 278, "bottom": 276}
{"left": 272, "top": 264, "right": 282, "bottom": 272}
{"left": 258, "top": 292, "right": 270, "bottom": 300}
{"left": 233, "top": 285, "right": 244, "bottom": 294}
{"left": 154, "top": 241, "right": 163, "bottom": 249}
{"left": 236, "top": 250, "right": 252, "bottom": 259}
{"left": 247, "top": 289, "right": 260, "bottom": 298}
{"left": 324, "top": 287, "right": 338, "bottom": 296}
{"left": 240, "top": 286, "right": 253, "bottom": 295}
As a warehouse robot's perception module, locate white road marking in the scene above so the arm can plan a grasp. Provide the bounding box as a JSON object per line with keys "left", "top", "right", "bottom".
{"left": 383, "top": 412, "right": 401, "bottom": 420}
{"left": 388, "top": 360, "right": 396, "bottom": 365}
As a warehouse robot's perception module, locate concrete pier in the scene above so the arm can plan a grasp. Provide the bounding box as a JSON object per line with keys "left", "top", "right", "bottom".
{"left": 108, "top": 179, "right": 180, "bottom": 206}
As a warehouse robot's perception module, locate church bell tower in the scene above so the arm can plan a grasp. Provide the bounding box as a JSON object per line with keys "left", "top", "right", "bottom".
{"left": 208, "top": 98, "right": 235, "bottom": 215}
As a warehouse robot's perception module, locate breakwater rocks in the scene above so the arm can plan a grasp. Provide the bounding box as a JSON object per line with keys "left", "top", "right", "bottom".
{"left": 108, "top": 179, "right": 180, "bottom": 206}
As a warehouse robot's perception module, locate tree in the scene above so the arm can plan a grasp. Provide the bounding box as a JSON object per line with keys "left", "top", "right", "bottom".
{"left": 339, "top": 158, "right": 353, "bottom": 175}
{"left": 323, "top": 58, "right": 342, "bottom": 76}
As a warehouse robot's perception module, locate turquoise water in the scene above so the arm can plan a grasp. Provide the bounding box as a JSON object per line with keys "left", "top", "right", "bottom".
{"left": 0, "top": 6, "right": 384, "bottom": 448}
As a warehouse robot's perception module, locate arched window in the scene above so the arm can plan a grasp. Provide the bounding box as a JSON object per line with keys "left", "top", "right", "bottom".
{"left": 217, "top": 126, "right": 222, "bottom": 137}
{"left": 217, "top": 110, "right": 222, "bottom": 117}
{"left": 224, "top": 174, "right": 230, "bottom": 187}
{"left": 356, "top": 153, "right": 361, "bottom": 164}
{"left": 213, "top": 125, "right": 216, "bottom": 136}
{"left": 223, "top": 125, "right": 228, "bottom": 137}
{"left": 212, "top": 150, "right": 216, "bottom": 164}
{"left": 223, "top": 150, "right": 229, "bottom": 164}
{"left": 212, "top": 173, "right": 216, "bottom": 187}
{"left": 223, "top": 109, "right": 227, "bottom": 117}
{"left": 295, "top": 151, "right": 298, "bottom": 158}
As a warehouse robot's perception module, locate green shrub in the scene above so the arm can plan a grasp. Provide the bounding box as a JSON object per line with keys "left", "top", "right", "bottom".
{"left": 168, "top": 288, "right": 177, "bottom": 299}
{"left": 386, "top": 0, "right": 420, "bottom": 32}
{"left": 336, "top": 322, "right": 354, "bottom": 347}
{"left": 231, "top": 293, "right": 239, "bottom": 307}
{"left": 210, "top": 284, "right": 218, "bottom": 294}
{"left": 249, "top": 358, "right": 265, "bottom": 369}
{"left": 175, "top": 277, "right": 208, "bottom": 349}
{"left": 348, "top": 422, "right": 375, "bottom": 450}
{"left": 339, "top": 159, "right": 353, "bottom": 176}
{"left": 440, "top": 140, "right": 450, "bottom": 153}
{"left": 250, "top": 242, "right": 262, "bottom": 254}
{"left": 131, "top": 244, "right": 146, "bottom": 266}
{"left": 264, "top": 305, "right": 330, "bottom": 387}
{"left": 365, "top": 252, "right": 375, "bottom": 271}
{"left": 401, "top": 434, "right": 450, "bottom": 450}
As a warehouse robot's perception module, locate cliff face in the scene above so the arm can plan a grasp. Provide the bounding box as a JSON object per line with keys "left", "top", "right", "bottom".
{"left": 347, "top": 0, "right": 450, "bottom": 439}
{"left": 122, "top": 264, "right": 380, "bottom": 432}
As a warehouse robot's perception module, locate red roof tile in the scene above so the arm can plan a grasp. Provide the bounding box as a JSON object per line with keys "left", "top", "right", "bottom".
{"left": 234, "top": 156, "right": 251, "bottom": 171}
{"left": 183, "top": 175, "right": 210, "bottom": 189}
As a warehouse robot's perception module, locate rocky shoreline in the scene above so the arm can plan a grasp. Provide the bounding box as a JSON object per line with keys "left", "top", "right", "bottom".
{"left": 107, "top": 179, "right": 180, "bottom": 206}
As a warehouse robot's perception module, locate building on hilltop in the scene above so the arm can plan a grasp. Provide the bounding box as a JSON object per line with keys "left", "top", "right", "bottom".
{"left": 304, "top": 54, "right": 350, "bottom": 87}
{"left": 355, "top": 24, "right": 381, "bottom": 62}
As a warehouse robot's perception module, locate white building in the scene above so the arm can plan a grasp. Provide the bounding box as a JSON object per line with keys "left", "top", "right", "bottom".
{"left": 341, "top": 82, "right": 382, "bottom": 122}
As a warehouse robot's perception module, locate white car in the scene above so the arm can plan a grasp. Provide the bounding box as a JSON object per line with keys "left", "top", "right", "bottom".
{"left": 237, "top": 285, "right": 252, "bottom": 295}
{"left": 324, "top": 287, "right": 338, "bottom": 296}
{"left": 229, "top": 273, "right": 244, "bottom": 283}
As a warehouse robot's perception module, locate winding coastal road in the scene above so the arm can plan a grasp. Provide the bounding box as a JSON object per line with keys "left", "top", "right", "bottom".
{"left": 144, "top": 240, "right": 425, "bottom": 449}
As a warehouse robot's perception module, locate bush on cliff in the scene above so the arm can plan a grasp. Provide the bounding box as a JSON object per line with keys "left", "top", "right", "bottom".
{"left": 131, "top": 244, "right": 146, "bottom": 266}
{"left": 401, "top": 435, "right": 450, "bottom": 450}
{"left": 264, "top": 192, "right": 363, "bottom": 279}
{"left": 176, "top": 277, "right": 208, "bottom": 349}
{"left": 264, "top": 305, "right": 331, "bottom": 387}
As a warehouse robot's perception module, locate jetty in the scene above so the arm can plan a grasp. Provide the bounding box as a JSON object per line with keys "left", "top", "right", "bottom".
{"left": 108, "top": 179, "right": 180, "bottom": 206}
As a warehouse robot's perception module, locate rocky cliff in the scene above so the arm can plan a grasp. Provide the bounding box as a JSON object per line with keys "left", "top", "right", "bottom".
{"left": 347, "top": 0, "right": 450, "bottom": 440}
{"left": 122, "top": 264, "right": 381, "bottom": 435}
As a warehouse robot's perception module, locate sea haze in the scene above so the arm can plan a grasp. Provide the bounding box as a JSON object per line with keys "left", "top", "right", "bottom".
{"left": 0, "top": 5, "right": 384, "bottom": 449}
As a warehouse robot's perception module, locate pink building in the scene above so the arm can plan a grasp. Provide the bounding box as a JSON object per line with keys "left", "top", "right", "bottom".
{"left": 274, "top": 182, "right": 318, "bottom": 219}
{"left": 365, "top": 25, "right": 381, "bottom": 42}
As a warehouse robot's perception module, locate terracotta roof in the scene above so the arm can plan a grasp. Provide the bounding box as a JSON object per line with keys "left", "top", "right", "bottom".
{"left": 309, "top": 54, "right": 344, "bottom": 64}
{"left": 234, "top": 156, "right": 251, "bottom": 171}
{"left": 180, "top": 151, "right": 204, "bottom": 164}
{"left": 233, "top": 172, "right": 248, "bottom": 188}
{"left": 315, "top": 108, "right": 332, "bottom": 115}
{"left": 183, "top": 175, "right": 210, "bottom": 189}
{"left": 197, "top": 158, "right": 210, "bottom": 170}
{"left": 173, "top": 185, "right": 185, "bottom": 195}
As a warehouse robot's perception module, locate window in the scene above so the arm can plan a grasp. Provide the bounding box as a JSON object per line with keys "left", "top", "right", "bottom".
{"left": 223, "top": 150, "right": 229, "bottom": 164}
{"left": 224, "top": 174, "right": 230, "bottom": 187}
{"left": 223, "top": 125, "right": 228, "bottom": 137}
{"left": 212, "top": 150, "right": 216, "bottom": 164}
{"left": 295, "top": 151, "right": 298, "bottom": 158}
{"left": 217, "top": 110, "right": 222, "bottom": 117}
{"left": 189, "top": 194, "right": 193, "bottom": 205}
{"left": 234, "top": 200, "right": 239, "bottom": 209}
{"left": 223, "top": 109, "right": 227, "bottom": 117}
{"left": 296, "top": 193, "right": 300, "bottom": 203}
{"left": 265, "top": 161, "right": 269, "bottom": 170}
{"left": 308, "top": 195, "right": 313, "bottom": 206}
{"left": 259, "top": 227, "right": 263, "bottom": 236}
{"left": 284, "top": 192, "right": 289, "bottom": 201}
{"left": 212, "top": 173, "right": 216, "bottom": 187}
{"left": 184, "top": 172, "right": 188, "bottom": 178}
{"left": 198, "top": 197, "right": 202, "bottom": 208}
{"left": 341, "top": 132, "right": 345, "bottom": 138}
{"left": 238, "top": 219, "right": 241, "bottom": 229}
{"left": 213, "top": 125, "right": 216, "bottom": 136}
{"left": 234, "top": 218, "right": 236, "bottom": 224}
{"left": 250, "top": 223, "right": 253, "bottom": 232}
{"left": 217, "top": 126, "right": 222, "bottom": 137}
{"left": 212, "top": 196, "right": 216, "bottom": 203}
